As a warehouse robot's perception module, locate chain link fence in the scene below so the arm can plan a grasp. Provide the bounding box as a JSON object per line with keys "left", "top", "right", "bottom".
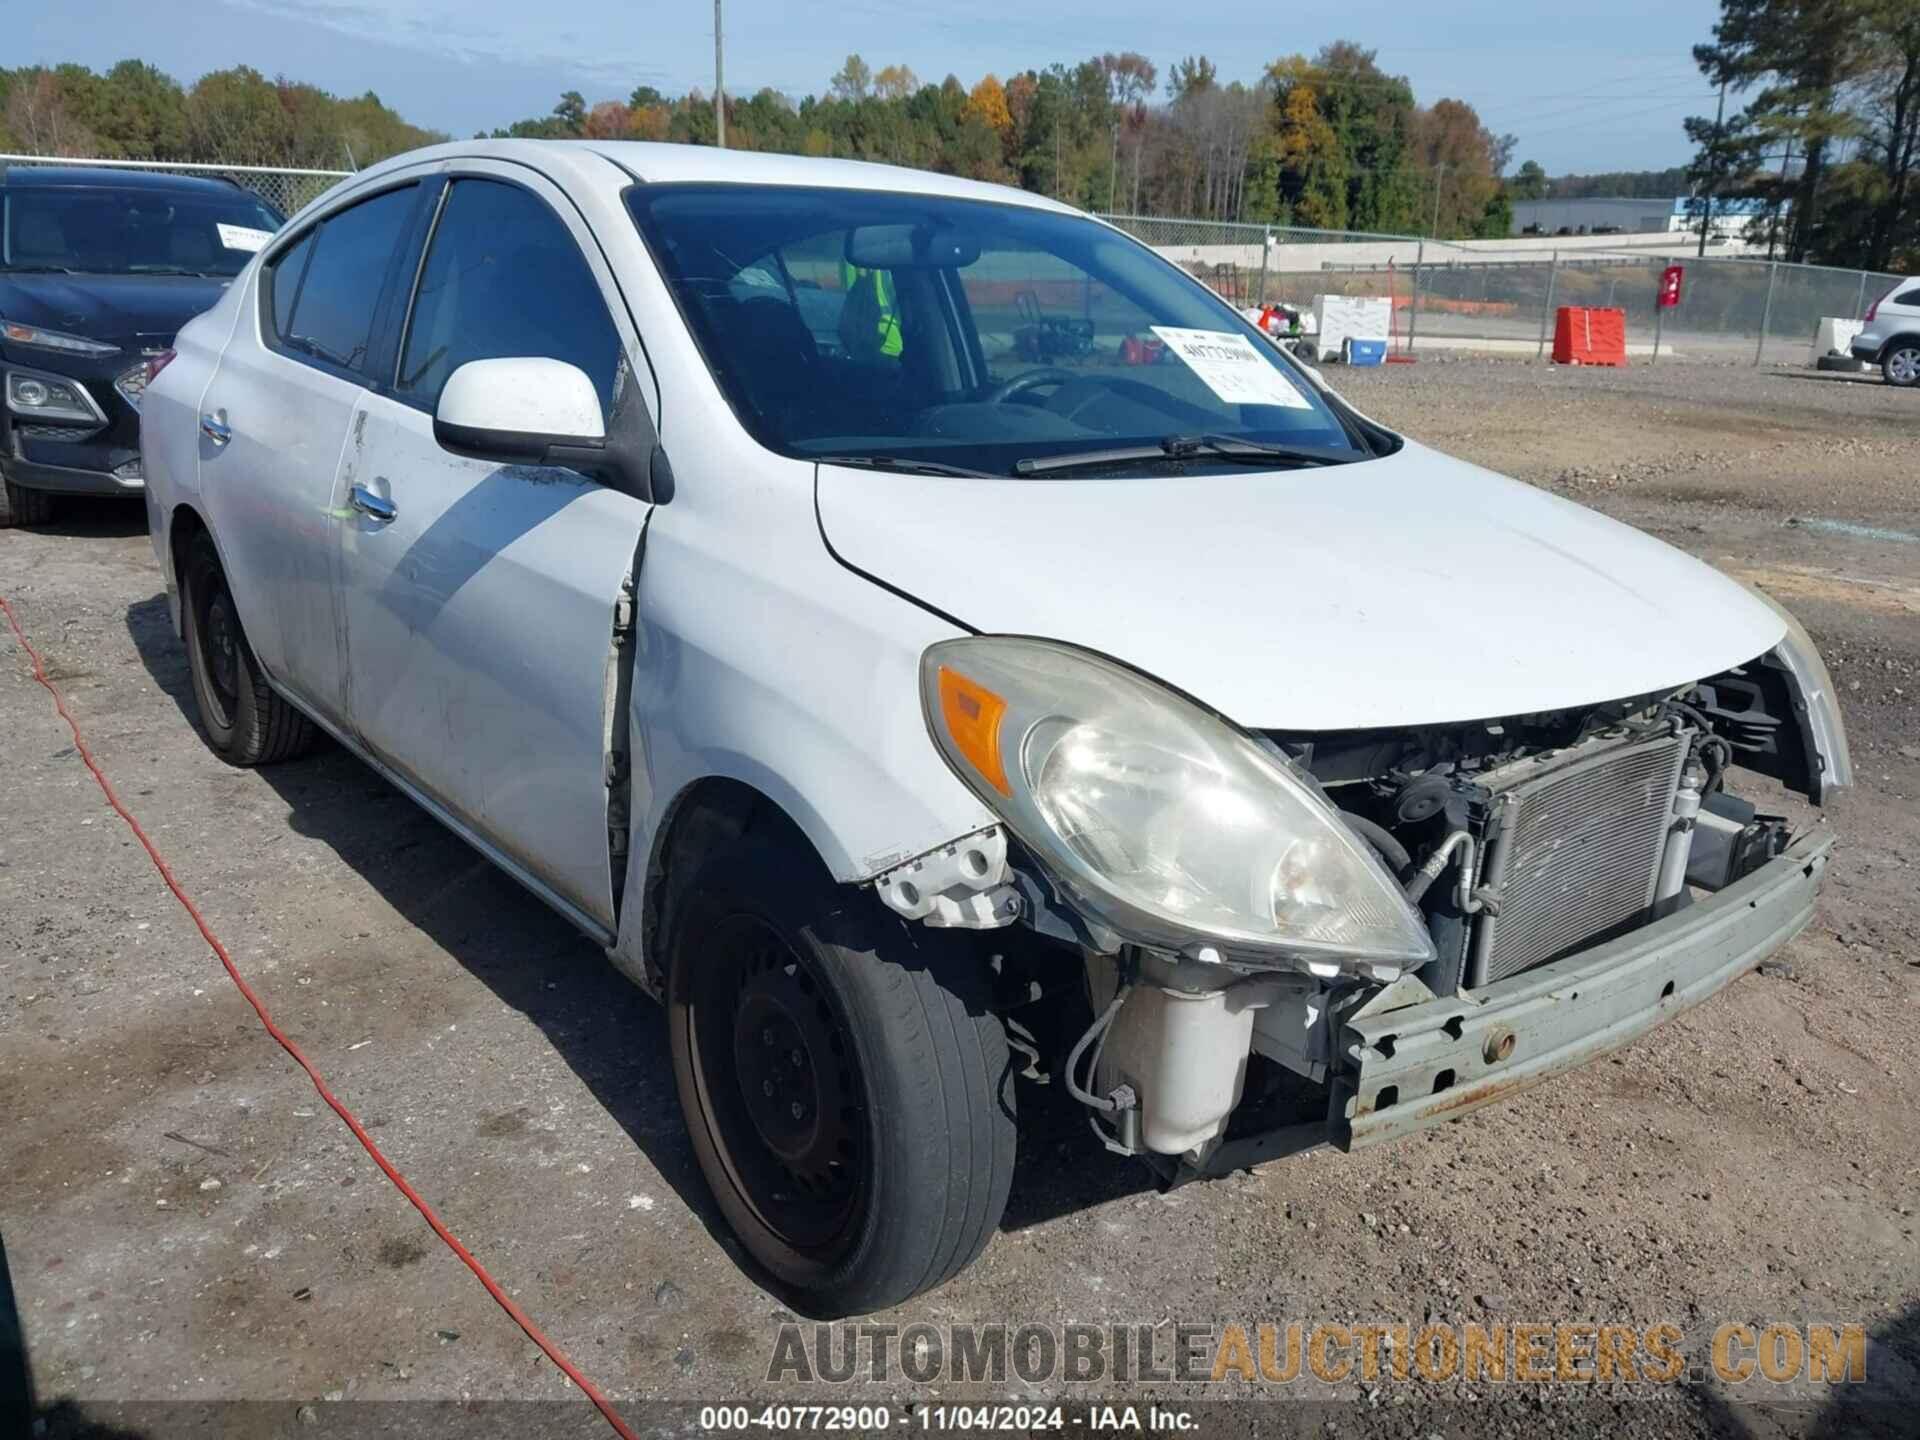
{"left": 0, "top": 154, "right": 350, "bottom": 220}
{"left": 1399, "top": 248, "right": 1903, "bottom": 365}
{"left": 1099, "top": 211, "right": 1905, "bottom": 367}
{"left": 0, "top": 160, "right": 1897, "bottom": 368}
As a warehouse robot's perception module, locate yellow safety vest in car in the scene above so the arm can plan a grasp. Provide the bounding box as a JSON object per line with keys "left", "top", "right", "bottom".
{"left": 841, "top": 262, "right": 903, "bottom": 359}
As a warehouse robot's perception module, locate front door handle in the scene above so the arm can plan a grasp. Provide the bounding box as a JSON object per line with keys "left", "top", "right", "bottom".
{"left": 348, "top": 483, "right": 397, "bottom": 523}
{"left": 200, "top": 411, "right": 231, "bottom": 446}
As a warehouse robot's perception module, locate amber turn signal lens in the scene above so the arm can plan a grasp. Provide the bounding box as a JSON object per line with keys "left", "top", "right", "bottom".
{"left": 936, "top": 665, "right": 1011, "bottom": 796}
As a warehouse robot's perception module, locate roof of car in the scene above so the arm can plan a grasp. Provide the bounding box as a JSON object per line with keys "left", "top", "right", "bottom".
{"left": 0, "top": 163, "right": 249, "bottom": 198}
{"left": 347, "top": 139, "right": 1078, "bottom": 216}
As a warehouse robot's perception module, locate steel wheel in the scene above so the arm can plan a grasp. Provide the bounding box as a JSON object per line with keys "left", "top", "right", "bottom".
{"left": 196, "top": 582, "right": 242, "bottom": 730}
{"left": 667, "top": 834, "right": 1016, "bottom": 1315}
{"left": 684, "top": 914, "right": 868, "bottom": 1257}
{"left": 179, "top": 531, "right": 316, "bottom": 766}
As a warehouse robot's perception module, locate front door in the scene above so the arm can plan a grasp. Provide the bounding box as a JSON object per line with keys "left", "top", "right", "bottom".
{"left": 334, "top": 171, "right": 652, "bottom": 934}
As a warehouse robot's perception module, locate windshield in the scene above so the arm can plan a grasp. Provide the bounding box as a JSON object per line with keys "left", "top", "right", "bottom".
{"left": 2, "top": 185, "right": 282, "bottom": 278}
{"left": 627, "top": 184, "right": 1368, "bottom": 476}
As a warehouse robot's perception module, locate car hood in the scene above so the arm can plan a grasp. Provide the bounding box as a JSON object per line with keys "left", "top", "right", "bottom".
{"left": 0, "top": 272, "right": 229, "bottom": 352}
{"left": 816, "top": 441, "right": 1788, "bottom": 730}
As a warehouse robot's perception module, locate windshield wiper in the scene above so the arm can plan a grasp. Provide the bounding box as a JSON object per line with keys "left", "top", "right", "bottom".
{"left": 0, "top": 264, "right": 78, "bottom": 275}
{"left": 129, "top": 266, "right": 219, "bottom": 278}
{"left": 813, "top": 454, "right": 1001, "bottom": 479}
{"left": 1015, "top": 433, "right": 1357, "bottom": 476}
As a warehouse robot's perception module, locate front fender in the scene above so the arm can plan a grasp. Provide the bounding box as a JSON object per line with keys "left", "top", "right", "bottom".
{"left": 609, "top": 492, "right": 995, "bottom": 979}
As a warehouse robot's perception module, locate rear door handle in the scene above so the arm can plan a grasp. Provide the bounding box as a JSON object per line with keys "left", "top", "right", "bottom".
{"left": 348, "top": 483, "right": 397, "bottom": 523}
{"left": 200, "top": 411, "right": 231, "bottom": 446}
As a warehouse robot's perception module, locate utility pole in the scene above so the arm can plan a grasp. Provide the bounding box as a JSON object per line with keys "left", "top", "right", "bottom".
{"left": 713, "top": 0, "right": 726, "bottom": 148}
{"left": 1697, "top": 78, "right": 1725, "bottom": 259}
{"left": 1430, "top": 160, "right": 1447, "bottom": 239}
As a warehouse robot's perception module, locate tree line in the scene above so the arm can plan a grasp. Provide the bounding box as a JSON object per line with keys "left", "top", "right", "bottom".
{"left": 0, "top": 61, "right": 440, "bottom": 170}
{"left": 1687, "top": 0, "right": 1918, "bottom": 270}
{"left": 16, "top": 31, "right": 1909, "bottom": 272}
{"left": 488, "top": 44, "right": 1526, "bottom": 239}
{"left": 0, "top": 46, "right": 1534, "bottom": 240}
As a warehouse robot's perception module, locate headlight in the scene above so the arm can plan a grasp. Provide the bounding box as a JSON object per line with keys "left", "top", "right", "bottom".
{"left": 1, "top": 320, "right": 120, "bottom": 356}
{"left": 922, "top": 637, "right": 1435, "bottom": 972}
{"left": 6, "top": 369, "right": 104, "bottom": 424}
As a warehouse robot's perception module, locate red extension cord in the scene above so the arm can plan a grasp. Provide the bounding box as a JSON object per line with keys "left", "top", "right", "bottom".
{"left": 1, "top": 594, "right": 639, "bottom": 1440}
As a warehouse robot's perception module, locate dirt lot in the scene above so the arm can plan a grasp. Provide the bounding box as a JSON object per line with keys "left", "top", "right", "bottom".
{"left": 3, "top": 358, "right": 1917, "bottom": 1438}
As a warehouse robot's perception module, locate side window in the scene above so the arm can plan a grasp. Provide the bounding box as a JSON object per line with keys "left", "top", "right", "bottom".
{"left": 272, "top": 185, "right": 416, "bottom": 374}
{"left": 1896, "top": 287, "right": 1920, "bottom": 308}
{"left": 397, "top": 179, "right": 623, "bottom": 419}
{"left": 266, "top": 229, "right": 315, "bottom": 340}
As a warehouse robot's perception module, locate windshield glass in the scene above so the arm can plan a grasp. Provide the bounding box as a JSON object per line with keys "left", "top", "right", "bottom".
{"left": 2, "top": 185, "right": 282, "bottom": 277}
{"left": 627, "top": 184, "right": 1367, "bottom": 475}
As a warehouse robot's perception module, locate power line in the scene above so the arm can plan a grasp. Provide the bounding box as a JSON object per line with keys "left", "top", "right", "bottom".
{"left": 1480, "top": 89, "right": 1720, "bottom": 130}
{"left": 1520, "top": 95, "right": 1708, "bottom": 142}
{"left": 713, "top": 0, "right": 725, "bottom": 148}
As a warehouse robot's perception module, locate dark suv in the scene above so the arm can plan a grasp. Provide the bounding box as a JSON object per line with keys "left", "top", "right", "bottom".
{"left": 0, "top": 165, "right": 282, "bottom": 526}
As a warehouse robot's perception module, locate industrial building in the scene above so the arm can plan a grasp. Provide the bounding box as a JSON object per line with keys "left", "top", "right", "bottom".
{"left": 1512, "top": 195, "right": 1779, "bottom": 238}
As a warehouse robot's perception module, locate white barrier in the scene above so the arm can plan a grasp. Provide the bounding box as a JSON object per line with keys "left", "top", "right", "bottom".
{"left": 1311, "top": 295, "right": 1391, "bottom": 362}
{"left": 1809, "top": 317, "right": 1864, "bottom": 366}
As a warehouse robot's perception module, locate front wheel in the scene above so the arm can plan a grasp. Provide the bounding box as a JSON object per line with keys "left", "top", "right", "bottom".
{"left": 1884, "top": 342, "right": 1920, "bottom": 388}
{"left": 667, "top": 836, "right": 1016, "bottom": 1316}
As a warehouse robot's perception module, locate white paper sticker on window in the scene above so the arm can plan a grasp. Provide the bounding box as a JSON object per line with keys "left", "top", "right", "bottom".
{"left": 1149, "top": 326, "right": 1312, "bottom": 409}
{"left": 217, "top": 224, "right": 273, "bottom": 253}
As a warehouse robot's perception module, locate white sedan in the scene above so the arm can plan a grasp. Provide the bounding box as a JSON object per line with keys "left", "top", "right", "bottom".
{"left": 141, "top": 140, "right": 1849, "bottom": 1316}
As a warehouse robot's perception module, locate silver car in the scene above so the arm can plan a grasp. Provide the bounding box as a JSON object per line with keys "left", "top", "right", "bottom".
{"left": 1851, "top": 279, "right": 1920, "bottom": 386}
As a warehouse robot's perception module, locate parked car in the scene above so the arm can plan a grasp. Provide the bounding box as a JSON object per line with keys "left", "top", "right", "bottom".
{"left": 1851, "top": 280, "right": 1920, "bottom": 387}
{"left": 140, "top": 141, "right": 1850, "bottom": 1317}
{"left": 0, "top": 164, "right": 281, "bottom": 527}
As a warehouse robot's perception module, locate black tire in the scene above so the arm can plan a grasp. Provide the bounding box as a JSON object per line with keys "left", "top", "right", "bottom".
{"left": 1884, "top": 341, "right": 1920, "bottom": 389}
{"left": 667, "top": 837, "right": 1016, "bottom": 1316}
{"left": 0, "top": 477, "right": 54, "bottom": 528}
{"left": 181, "top": 533, "right": 315, "bottom": 766}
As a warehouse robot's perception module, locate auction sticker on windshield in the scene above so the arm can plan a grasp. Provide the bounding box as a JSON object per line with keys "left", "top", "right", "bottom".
{"left": 217, "top": 224, "right": 273, "bottom": 253}
{"left": 1150, "top": 327, "right": 1313, "bottom": 409}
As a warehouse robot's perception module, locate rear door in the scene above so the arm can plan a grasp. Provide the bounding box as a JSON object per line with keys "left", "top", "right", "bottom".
{"left": 197, "top": 180, "right": 424, "bottom": 726}
{"left": 334, "top": 166, "right": 652, "bottom": 935}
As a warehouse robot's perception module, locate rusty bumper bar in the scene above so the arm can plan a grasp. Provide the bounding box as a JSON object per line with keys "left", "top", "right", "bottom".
{"left": 1336, "top": 827, "right": 1833, "bottom": 1149}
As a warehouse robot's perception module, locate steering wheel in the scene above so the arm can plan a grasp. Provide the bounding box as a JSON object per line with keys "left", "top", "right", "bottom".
{"left": 981, "top": 368, "right": 1079, "bottom": 405}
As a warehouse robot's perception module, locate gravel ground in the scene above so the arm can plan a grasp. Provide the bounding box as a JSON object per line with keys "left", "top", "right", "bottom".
{"left": 2, "top": 356, "right": 1916, "bottom": 1439}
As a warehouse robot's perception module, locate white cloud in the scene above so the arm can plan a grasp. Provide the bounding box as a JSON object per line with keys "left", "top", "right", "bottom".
{"left": 227, "top": 0, "right": 668, "bottom": 88}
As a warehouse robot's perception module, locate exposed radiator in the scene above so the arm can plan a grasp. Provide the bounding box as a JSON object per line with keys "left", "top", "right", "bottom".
{"left": 1467, "top": 730, "right": 1690, "bottom": 987}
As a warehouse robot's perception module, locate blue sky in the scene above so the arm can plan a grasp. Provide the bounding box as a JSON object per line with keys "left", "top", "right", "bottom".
{"left": 18, "top": 0, "right": 1726, "bottom": 175}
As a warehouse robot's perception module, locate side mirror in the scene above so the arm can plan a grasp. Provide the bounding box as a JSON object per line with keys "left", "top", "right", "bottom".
{"left": 434, "top": 356, "right": 604, "bottom": 458}
{"left": 433, "top": 357, "right": 665, "bottom": 503}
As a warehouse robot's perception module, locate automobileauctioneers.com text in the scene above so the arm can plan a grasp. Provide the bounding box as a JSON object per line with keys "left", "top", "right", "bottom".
{"left": 764, "top": 1318, "right": 1868, "bottom": 1388}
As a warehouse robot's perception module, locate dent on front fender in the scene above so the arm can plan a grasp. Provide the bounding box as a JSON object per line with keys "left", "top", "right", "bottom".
{"left": 606, "top": 515, "right": 996, "bottom": 984}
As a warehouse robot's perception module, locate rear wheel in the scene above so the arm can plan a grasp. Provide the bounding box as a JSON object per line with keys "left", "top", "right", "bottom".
{"left": 1884, "top": 342, "right": 1920, "bottom": 388}
{"left": 667, "top": 836, "right": 1016, "bottom": 1316}
{"left": 181, "top": 534, "right": 315, "bottom": 765}
{"left": 0, "top": 477, "right": 54, "bottom": 528}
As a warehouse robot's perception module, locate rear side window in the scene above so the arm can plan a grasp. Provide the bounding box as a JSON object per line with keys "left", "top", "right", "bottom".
{"left": 269, "top": 185, "right": 416, "bottom": 374}
{"left": 1896, "top": 288, "right": 1920, "bottom": 308}
{"left": 266, "top": 230, "right": 315, "bottom": 339}
{"left": 397, "top": 179, "right": 622, "bottom": 418}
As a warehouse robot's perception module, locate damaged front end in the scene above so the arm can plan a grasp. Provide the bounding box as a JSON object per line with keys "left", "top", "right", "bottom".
{"left": 877, "top": 623, "right": 1848, "bottom": 1187}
